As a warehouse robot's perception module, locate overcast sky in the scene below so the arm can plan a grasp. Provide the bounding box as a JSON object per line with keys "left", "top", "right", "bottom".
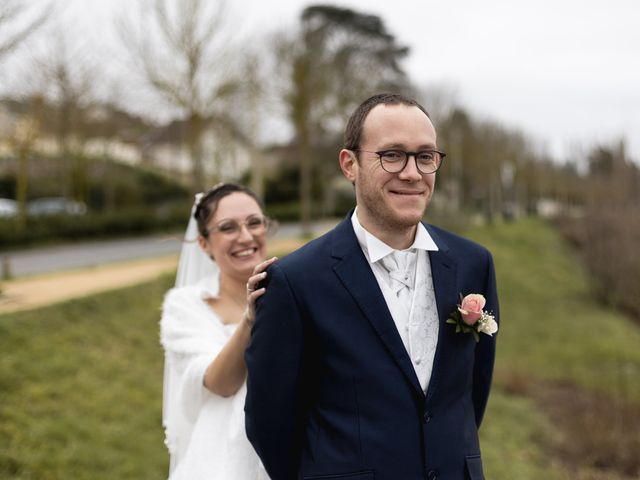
{"left": 6, "top": 0, "right": 640, "bottom": 163}
{"left": 240, "top": 0, "right": 640, "bottom": 162}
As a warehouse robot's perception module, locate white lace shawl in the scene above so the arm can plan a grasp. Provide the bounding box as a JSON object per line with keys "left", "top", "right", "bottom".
{"left": 161, "top": 194, "right": 222, "bottom": 474}
{"left": 160, "top": 276, "right": 230, "bottom": 474}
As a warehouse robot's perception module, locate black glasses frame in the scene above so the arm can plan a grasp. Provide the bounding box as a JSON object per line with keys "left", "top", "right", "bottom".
{"left": 355, "top": 149, "right": 446, "bottom": 174}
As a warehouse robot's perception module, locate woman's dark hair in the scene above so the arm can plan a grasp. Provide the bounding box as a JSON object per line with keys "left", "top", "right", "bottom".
{"left": 194, "top": 183, "right": 264, "bottom": 237}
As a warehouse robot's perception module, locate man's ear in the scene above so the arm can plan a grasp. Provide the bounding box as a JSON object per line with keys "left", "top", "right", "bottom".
{"left": 339, "top": 149, "right": 357, "bottom": 184}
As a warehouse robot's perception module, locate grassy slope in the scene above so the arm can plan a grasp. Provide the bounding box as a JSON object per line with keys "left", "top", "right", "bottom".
{"left": 468, "top": 218, "right": 640, "bottom": 397}
{"left": 1, "top": 218, "right": 638, "bottom": 479}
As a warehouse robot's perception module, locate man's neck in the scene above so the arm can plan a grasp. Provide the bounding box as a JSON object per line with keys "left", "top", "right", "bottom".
{"left": 356, "top": 208, "right": 418, "bottom": 250}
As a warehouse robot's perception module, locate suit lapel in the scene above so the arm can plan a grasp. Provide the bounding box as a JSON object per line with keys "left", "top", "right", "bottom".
{"left": 331, "top": 217, "right": 424, "bottom": 398}
{"left": 424, "top": 225, "right": 458, "bottom": 402}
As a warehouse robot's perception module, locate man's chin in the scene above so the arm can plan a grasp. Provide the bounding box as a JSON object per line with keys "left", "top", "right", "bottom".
{"left": 382, "top": 216, "right": 423, "bottom": 233}
{"left": 392, "top": 208, "right": 427, "bottom": 226}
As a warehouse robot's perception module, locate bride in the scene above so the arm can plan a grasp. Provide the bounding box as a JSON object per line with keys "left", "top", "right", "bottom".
{"left": 160, "top": 183, "right": 275, "bottom": 480}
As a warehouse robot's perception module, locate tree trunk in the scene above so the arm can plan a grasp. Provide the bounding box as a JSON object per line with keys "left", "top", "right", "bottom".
{"left": 299, "top": 127, "right": 312, "bottom": 237}
{"left": 188, "top": 114, "right": 206, "bottom": 192}
{"left": 16, "top": 145, "right": 29, "bottom": 234}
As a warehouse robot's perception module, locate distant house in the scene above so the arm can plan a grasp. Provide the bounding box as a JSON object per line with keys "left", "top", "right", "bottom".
{"left": 0, "top": 99, "right": 251, "bottom": 181}
{"left": 0, "top": 99, "right": 148, "bottom": 163}
{"left": 140, "top": 117, "right": 252, "bottom": 180}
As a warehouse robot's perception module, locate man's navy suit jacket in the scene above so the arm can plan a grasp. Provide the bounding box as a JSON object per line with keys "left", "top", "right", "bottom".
{"left": 245, "top": 214, "right": 499, "bottom": 480}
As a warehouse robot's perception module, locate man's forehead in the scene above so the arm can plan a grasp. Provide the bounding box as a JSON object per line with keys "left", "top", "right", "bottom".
{"left": 374, "top": 102, "right": 424, "bottom": 112}
{"left": 361, "top": 104, "right": 435, "bottom": 140}
{"left": 364, "top": 103, "right": 430, "bottom": 124}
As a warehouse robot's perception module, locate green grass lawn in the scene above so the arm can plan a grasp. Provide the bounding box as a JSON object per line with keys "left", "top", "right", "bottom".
{"left": 470, "top": 218, "right": 640, "bottom": 480}
{"left": 0, "top": 275, "right": 174, "bottom": 479}
{"left": 1, "top": 217, "right": 638, "bottom": 479}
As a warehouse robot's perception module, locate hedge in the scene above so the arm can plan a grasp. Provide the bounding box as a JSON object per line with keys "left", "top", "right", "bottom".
{"left": 0, "top": 203, "right": 191, "bottom": 248}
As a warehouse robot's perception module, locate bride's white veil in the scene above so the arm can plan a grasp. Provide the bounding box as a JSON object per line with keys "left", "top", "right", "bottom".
{"left": 162, "top": 192, "right": 220, "bottom": 473}
{"left": 174, "top": 193, "right": 220, "bottom": 289}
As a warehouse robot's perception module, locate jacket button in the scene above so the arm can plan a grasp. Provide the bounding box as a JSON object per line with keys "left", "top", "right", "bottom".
{"left": 427, "top": 470, "right": 438, "bottom": 480}
{"left": 423, "top": 411, "right": 432, "bottom": 423}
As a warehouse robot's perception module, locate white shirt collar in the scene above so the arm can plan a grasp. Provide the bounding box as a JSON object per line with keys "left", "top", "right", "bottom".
{"left": 350, "top": 207, "right": 438, "bottom": 264}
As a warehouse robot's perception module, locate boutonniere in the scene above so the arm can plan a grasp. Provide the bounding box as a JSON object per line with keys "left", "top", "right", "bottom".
{"left": 446, "top": 293, "right": 498, "bottom": 342}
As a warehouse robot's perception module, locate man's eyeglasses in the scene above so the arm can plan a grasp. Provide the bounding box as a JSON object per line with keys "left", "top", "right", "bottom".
{"left": 206, "top": 215, "right": 271, "bottom": 237}
{"left": 356, "top": 149, "right": 446, "bottom": 174}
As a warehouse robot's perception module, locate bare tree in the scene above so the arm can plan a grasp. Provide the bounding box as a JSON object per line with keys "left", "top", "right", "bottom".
{"left": 416, "top": 83, "right": 460, "bottom": 127}
{"left": 24, "top": 31, "right": 97, "bottom": 202}
{"left": 118, "top": 0, "right": 248, "bottom": 191}
{"left": 7, "top": 96, "right": 44, "bottom": 232}
{"left": 277, "top": 5, "right": 411, "bottom": 234}
{"left": 0, "top": 1, "right": 53, "bottom": 59}
{"left": 243, "top": 52, "right": 266, "bottom": 199}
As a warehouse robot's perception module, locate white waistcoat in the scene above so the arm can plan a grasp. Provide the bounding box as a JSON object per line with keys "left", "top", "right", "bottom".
{"left": 378, "top": 250, "right": 439, "bottom": 392}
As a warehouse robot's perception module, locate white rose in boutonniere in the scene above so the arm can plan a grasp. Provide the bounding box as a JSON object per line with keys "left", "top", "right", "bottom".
{"left": 446, "top": 293, "right": 498, "bottom": 342}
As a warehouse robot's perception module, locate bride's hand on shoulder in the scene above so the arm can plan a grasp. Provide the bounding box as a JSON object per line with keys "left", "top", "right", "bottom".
{"left": 243, "top": 256, "right": 278, "bottom": 327}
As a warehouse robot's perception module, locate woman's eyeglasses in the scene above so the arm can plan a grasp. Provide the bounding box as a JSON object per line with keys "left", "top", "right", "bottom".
{"left": 206, "top": 215, "right": 271, "bottom": 237}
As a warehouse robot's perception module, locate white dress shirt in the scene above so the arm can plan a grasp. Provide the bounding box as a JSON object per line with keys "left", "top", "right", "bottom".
{"left": 351, "top": 209, "right": 440, "bottom": 392}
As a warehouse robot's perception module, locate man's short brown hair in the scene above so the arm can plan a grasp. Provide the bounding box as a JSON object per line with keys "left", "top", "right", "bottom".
{"left": 343, "top": 93, "right": 431, "bottom": 150}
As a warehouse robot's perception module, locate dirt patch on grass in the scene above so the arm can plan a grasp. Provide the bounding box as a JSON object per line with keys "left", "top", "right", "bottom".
{"left": 0, "top": 237, "right": 307, "bottom": 314}
{"left": 0, "top": 255, "right": 179, "bottom": 314}
{"left": 498, "top": 369, "right": 640, "bottom": 479}
{"left": 537, "top": 382, "right": 640, "bottom": 479}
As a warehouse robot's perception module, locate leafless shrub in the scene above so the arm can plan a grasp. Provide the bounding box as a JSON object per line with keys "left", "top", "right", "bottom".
{"left": 534, "top": 379, "right": 640, "bottom": 478}
{"left": 557, "top": 207, "right": 640, "bottom": 323}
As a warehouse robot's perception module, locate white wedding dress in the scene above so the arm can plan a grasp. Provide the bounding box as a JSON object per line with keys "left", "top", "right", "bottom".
{"left": 160, "top": 275, "right": 269, "bottom": 480}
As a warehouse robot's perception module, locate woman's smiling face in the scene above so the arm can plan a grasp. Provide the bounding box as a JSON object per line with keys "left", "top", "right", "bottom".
{"left": 199, "top": 191, "right": 267, "bottom": 282}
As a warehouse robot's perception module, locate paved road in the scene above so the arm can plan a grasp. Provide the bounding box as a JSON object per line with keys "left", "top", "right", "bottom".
{"left": 2, "top": 220, "right": 338, "bottom": 278}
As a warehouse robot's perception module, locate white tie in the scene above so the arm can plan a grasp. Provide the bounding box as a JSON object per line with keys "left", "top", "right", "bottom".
{"left": 380, "top": 251, "right": 415, "bottom": 304}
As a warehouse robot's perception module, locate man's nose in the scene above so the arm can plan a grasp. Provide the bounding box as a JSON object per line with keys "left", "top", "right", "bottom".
{"left": 398, "top": 154, "right": 423, "bottom": 181}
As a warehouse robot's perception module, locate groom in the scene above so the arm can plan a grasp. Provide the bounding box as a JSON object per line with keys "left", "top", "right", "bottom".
{"left": 245, "top": 93, "right": 499, "bottom": 480}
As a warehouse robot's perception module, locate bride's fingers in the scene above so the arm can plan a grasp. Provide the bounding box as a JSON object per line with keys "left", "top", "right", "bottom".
{"left": 247, "top": 286, "right": 266, "bottom": 302}
{"left": 252, "top": 256, "right": 278, "bottom": 275}
{"left": 246, "top": 271, "right": 267, "bottom": 293}
{"left": 244, "top": 282, "right": 267, "bottom": 325}
{"left": 246, "top": 257, "right": 277, "bottom": 300}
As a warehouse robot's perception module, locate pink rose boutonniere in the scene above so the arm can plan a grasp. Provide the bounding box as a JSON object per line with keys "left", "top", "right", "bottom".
{"left": 446, "top": 293, "right": 498, "bottom": 342}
